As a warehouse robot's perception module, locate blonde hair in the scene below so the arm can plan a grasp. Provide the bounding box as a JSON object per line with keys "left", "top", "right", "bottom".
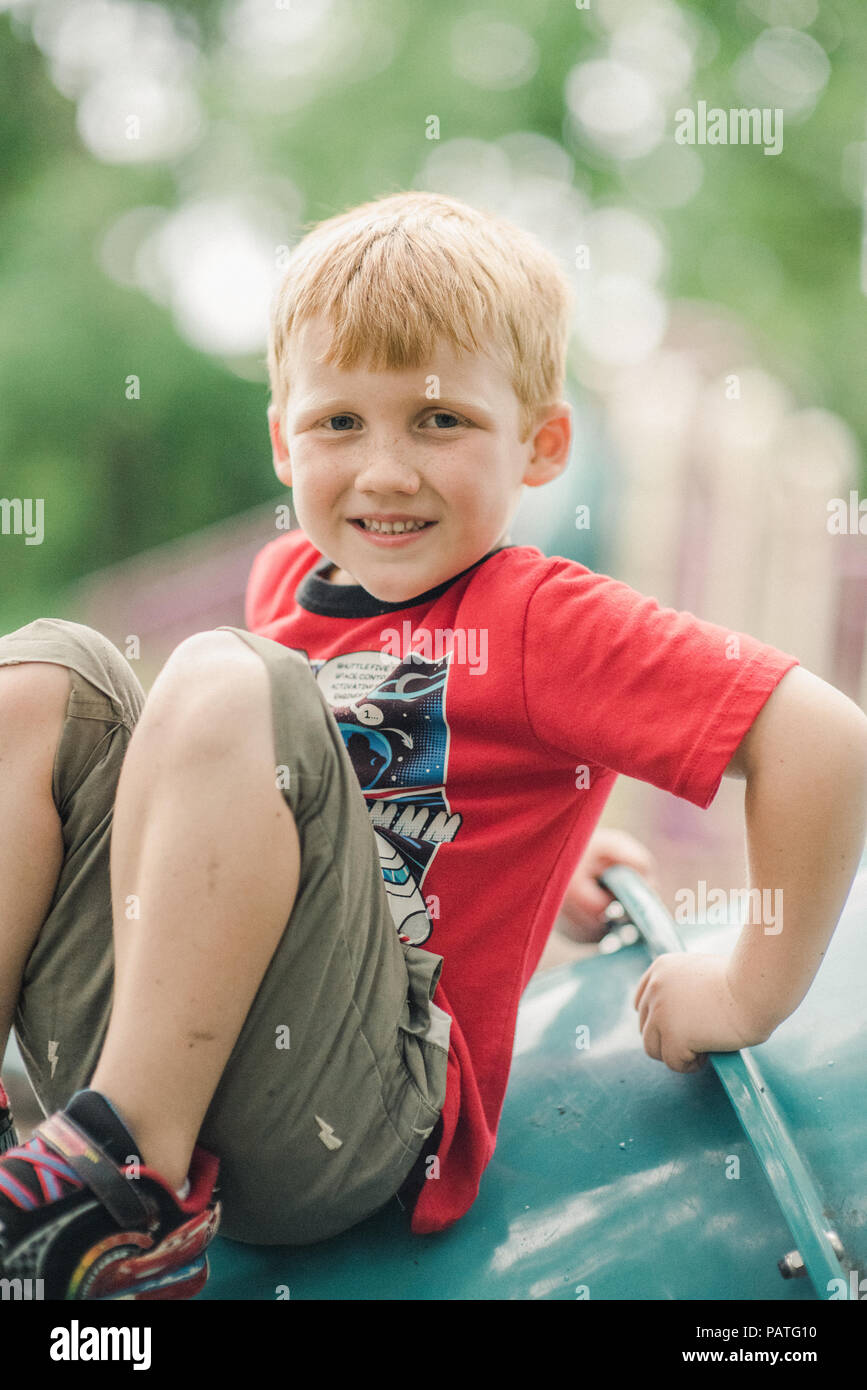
{"left": 267, "top": 190, "right": 573, "bottom": 444}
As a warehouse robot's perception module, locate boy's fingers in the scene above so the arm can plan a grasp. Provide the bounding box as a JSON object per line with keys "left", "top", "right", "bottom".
{"left": 594, "top": 828, "right": 657, "bottom": 873}
{"left": 633, "top": 967, "right": 651, "bottom": 1009}
{"left": 574, "top": 880, "right": 612, "bottom": 917}
{"left": 590, "top": 842, "right": 660, "bottom": 899}
{"left": 664, "top": 1049, "right": 690, "bottom": 1073}
{"left": 641, "top": 1022, "right": 662, "bottom": 1062}
{"left": 668, "top": 1050, "right": 706, "bottom": 1075}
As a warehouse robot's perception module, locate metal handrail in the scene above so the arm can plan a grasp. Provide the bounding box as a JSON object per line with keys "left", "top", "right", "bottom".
{"left": 598, "top": 863, "right": 850, "bottom": 1301}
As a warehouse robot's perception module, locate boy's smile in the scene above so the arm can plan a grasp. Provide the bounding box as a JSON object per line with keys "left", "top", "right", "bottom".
{"left": 268, "top": 314, "right": 572, "bottom": 605}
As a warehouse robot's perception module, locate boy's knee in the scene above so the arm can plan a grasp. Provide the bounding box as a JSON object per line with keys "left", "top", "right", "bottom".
{"left": 160, "top": 630, "right": 265, "bottom": 690}
{"left": 143, "top": 630, "right": 270, "bottom": 745}
{"left": 0, "top": 662, "right": 71, "bottom": 792}
{"left": 0, "top": 620, "right": 141, "bottom": 710}
{"left": 0, "top": 660, "right": 71, "bottom": 734}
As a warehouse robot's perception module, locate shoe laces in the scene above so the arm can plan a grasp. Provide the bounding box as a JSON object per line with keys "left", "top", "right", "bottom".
{"left": 0, "top": 1134, "right": 84, "bottom": 1210}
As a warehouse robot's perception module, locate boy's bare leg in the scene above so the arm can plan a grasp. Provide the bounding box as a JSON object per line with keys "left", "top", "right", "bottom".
{"left": 0, "top": 662, "right": 71, "bottom": 1062}
{"left": 89, "top": 631, "right": 300, "bottom": 1191}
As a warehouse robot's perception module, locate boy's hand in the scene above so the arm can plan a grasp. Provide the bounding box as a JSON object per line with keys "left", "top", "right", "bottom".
{"left": 633, "top": 953, "right": 770, "bottom": 1074}
{"left": 560, "top": 828, "right": 659, "bottom": 942}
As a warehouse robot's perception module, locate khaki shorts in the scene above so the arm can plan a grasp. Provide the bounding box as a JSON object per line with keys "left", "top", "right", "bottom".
{"left": 0, "top": 618, "right": 450, "bottom": 1245}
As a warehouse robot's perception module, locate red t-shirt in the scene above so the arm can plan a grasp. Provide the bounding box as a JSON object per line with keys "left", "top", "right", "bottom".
{"left": 245, "top": 530, "right": 800, "bottom": 1235}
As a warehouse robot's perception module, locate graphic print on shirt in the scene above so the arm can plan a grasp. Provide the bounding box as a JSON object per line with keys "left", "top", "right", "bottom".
{"left": 301, "top": 647, "right": 462, "bottom": 944}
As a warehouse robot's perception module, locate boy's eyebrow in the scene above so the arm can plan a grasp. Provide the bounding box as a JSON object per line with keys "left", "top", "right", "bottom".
{"left": 291, "top": 395, "right": 495, "bottom": 418}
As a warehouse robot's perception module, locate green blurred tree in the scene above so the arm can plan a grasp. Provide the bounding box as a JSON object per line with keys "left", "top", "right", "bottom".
{"left": 0, "top": 0, "right": 865, "bottom": 634}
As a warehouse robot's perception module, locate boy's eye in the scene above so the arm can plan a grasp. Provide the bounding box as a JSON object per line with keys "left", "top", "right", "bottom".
{"left": 320, "top": 411, "right": 465, "bottom": 431}
{"left": 422, "top": 411, "right": 462, "bottom": 429}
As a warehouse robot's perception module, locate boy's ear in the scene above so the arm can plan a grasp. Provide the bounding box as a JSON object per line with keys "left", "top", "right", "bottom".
{"left": 267, "top": 403, "right": 293, "bottom": 487}
{"left": 523, "top": 401, "right": 572, "bottom": 489}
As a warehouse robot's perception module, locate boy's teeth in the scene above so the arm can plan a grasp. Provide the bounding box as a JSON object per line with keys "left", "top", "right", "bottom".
{"left": 360, "top": 518, "right": 428, "bottom": 534}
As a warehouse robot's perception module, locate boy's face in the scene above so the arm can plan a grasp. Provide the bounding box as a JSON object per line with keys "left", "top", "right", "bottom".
{"left": 268, "top": 313, "right": 572, "bottom": 603}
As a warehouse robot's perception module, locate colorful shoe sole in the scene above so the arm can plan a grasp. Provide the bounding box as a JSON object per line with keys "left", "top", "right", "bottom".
{"left": 67, "top": 1203, "right": 221, "bottom": 1300}
{"left": 97, "top": 1255, "right": 210, "bottom": 1301}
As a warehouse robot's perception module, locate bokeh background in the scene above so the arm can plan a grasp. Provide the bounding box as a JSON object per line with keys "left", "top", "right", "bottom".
{"left": 2, "top": 0, "right": 867, "bottom": 1114}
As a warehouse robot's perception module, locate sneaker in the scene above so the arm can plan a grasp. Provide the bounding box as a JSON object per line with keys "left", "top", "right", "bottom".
{"left": 0, "top": 1077, "right": 19, "bottom": 1154}
{"left": 0, "top": 1109, "right": 221, "bottom": 1300}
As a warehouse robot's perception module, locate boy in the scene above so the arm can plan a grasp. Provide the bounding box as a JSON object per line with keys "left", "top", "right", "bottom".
{"left": 0, "top": 191, "right": 865, "bottom": 1300}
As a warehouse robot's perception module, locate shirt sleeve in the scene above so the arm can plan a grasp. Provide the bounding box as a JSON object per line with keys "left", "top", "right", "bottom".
{"left": 522, "top": 558, "right": 800, "bottom": 809}
{"left": 244, "top": 531, "right": 307, "bottom": 632}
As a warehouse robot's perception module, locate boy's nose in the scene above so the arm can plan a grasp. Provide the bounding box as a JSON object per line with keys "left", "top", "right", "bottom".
{"left": 352, "top": 450, "right": 422, "bottom": 493}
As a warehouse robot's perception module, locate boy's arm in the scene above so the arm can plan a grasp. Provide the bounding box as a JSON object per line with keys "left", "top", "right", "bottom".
{"left": 723, "top": 665, "right": 867, "bottom": 1033}
{"left": 634, "top": 666, "right": 867, "bottom": 1073}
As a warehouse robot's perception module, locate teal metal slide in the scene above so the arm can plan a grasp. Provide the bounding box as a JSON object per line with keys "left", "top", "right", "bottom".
{"left": 202, "top": 856, "right": 867, "bottom": 1300}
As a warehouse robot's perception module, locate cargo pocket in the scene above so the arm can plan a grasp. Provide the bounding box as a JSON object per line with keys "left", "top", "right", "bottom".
{"left": 395, "top": 943, "right": 451, "bottom": 1127}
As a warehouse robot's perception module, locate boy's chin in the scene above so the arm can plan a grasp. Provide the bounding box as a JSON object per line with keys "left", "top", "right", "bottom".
{"left": 361, "top": 575, "right": 435, "bottom": 603}
{"left": 359, "top": 547, "right": 498, "bottom": 603}
{"left": 353, "top": 560, "right": 449, "bottom": 604}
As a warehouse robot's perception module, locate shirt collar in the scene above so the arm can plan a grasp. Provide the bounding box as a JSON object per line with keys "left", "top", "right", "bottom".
{"left": 294, "top": 543, "right": 514, "bottom": 618}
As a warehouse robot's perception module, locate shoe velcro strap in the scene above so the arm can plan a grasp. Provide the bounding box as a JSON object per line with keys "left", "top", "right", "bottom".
{"left": 36, "top": 1113, "right": 154, "bottom": 1231}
